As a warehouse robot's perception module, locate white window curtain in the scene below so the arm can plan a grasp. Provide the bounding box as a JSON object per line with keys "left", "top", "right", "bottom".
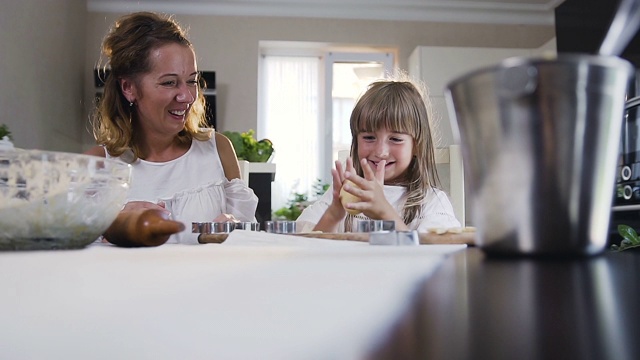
{"left": 259, "top": 56, "right": 321, "bottom": 212}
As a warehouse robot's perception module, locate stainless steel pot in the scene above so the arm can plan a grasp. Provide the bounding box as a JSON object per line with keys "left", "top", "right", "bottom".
{"left": 445, "top": 54, "right": 634, "bottom": 256}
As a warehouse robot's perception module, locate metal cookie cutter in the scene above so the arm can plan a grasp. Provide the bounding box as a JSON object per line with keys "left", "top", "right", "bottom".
{"left": 355, "top": 220, "right": 417, "bottom": 245}
{"left": 192, "top": 222, "right": 235, "bottom": 234}
{"left": 356, "top": 219, "right": 395, "bottom": 233}
{"left": 369, "top": 230, "right": 419, "bottom": 246}
{"left": 234, "top": 222, "right": 261, "bottom": 231}
{"left": 192, "top": 221, "right": 261, "bottom": 234}
{"left": 264, "top": 220, "right": 297, "bottom": 234}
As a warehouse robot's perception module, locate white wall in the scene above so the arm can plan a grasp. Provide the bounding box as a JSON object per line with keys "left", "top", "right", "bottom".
{"left": 0, "top": 0, "right": 86, "bottom": 151}
{"left": 0, "top": 3, "right": 555, "bottom": 151}
{"left": 409, "top": 38, "right": 557, "bottom": 148}
{"left": 83, "top": 13, "right": 555, "bottom": 149}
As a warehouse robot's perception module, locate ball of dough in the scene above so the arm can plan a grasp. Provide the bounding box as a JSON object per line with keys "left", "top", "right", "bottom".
{"left": 340, "top": 180, "right": 362, "bottom": 215}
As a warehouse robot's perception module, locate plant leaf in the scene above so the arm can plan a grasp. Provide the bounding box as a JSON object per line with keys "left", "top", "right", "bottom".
{"left": 223, "top": 131, "right": 246, "bottom": 160}
{"left": 618, "top": 224, "right": 640, "bottom": 245}
{"left": 0, "top": 124, "right": 12, "bottom": 140}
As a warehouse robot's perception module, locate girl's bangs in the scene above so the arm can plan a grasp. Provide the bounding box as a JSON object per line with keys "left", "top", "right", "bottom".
{"left": 357, "top": 101, "right": 416, "bottom": 136}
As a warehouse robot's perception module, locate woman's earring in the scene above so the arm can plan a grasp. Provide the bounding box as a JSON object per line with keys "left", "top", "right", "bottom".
{"left": 128, "top": 101, "right": 134, "bottom": 124}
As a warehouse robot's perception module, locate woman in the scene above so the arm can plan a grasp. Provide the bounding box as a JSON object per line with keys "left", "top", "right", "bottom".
{"left": 86, "top": 12, "right": 257, "bottom": 244}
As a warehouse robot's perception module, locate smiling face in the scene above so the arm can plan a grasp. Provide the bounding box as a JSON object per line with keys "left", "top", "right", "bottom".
{"left": 356, "top": 128, "right": 415, "bottom": 184}
{"left": 121, "top": 42, "right": 199, "bottom": 137}
{"left": 349, "top": 81, "right": 428, "bottom": 186}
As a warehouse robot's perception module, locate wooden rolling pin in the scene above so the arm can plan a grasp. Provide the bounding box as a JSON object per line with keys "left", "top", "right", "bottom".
{"left": 103, "top": 209, "right": 185, "bottom": 247}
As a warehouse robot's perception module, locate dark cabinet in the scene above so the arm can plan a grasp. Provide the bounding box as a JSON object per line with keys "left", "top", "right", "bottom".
{"left": 239, "top": 162, "right": 276, "bottom": 228}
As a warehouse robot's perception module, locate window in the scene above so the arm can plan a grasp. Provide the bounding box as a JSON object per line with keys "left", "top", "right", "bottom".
{"left": 259, "top": 55, "right": 321, "bottom": 211}
{"left": 324, "top": 52, "right": 394, "bottom": 180}
{"left": 259, "top": 46, "right": 394, "bottom": 211}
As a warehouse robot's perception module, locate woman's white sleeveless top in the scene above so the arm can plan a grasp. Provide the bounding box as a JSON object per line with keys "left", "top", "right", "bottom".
{"left": 106, "top": 137, "right": 258, "bottom": 244}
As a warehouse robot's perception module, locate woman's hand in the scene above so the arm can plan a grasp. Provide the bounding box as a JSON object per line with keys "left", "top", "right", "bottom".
{"left": 123, "top": 201, "right": 170, "bottom": 216}
{"left": 212, "top": 213, "right": 239, "bottom": 223}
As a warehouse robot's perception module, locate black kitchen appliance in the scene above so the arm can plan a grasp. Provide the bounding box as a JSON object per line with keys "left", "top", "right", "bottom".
{"left": 554, "top": 0, "right": 640, "bottom": 245}
{"left": 200, "top": 71, "right": 217, "bottom": 128}
{"left": 610, "top": 89, "right": 640, "bottom": 243}
{"left": 615, "top": 96, "right": 640, "bottom": 206}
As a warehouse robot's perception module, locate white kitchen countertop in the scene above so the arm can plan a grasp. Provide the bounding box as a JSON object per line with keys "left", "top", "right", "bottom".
{"left": 0, "top": 231, "right": 465, "bottom": 360}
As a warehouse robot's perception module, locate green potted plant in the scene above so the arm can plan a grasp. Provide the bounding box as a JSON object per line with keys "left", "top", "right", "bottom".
{"left": 611, "top": 224, "right": 640, "bottom": 251}
{"left": 273, "top": 179, "right": 330, "bottom": 220}
{"left": 0, "top": 124, "right": 14, "bottom": 151}
{"left": 222, "top": 129, "right": 274, "bottom": 163}
{"left": 0, "top": 124, "right": 12, "bottom": 140}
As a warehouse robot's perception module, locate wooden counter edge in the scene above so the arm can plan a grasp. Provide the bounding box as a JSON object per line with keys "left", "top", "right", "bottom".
{"left": 198, "top": 231, "right": 475, "bottom": 245}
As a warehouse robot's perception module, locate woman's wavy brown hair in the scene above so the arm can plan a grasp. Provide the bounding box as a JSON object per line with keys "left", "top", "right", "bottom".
{"left": 91, "top": 12, "right": 210, "bottom": 161}
{"left": 344, "top": 79, "right": 440, "bottom": 230}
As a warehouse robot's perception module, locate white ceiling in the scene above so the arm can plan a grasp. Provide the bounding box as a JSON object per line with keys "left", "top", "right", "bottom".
{"left": 87, "top": 0, "right": 565, "bottom": 25}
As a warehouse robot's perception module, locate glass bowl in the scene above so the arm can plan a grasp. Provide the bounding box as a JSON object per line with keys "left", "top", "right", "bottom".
{"left": 0, "top": 150, "right": 131, "bottom": 250}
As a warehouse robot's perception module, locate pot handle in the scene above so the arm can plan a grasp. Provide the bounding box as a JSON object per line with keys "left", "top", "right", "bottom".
{"left": 497, "top": 65, "right": 538, "bottom": 99}
{"left": 598, "top": 0, "right": 640, "bottom": 56}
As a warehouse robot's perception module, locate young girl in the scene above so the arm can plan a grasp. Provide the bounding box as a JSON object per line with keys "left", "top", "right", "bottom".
{"left": 296, "top": 79, "right": 461, "bottom": 233}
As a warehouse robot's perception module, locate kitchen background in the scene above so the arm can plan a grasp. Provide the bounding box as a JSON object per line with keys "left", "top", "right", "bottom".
{"left": 1, "top": 0, "right": 558, "bottom": 151}
{"left": 1, "top": 0, "right": 630, "bottom": 225}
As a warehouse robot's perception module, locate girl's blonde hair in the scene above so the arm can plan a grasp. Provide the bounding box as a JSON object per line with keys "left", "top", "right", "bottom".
{"left": 91, "top": 12, "right": 210, "bottom": 161}
{"left": 346, "top": 78, "right": 440, "bottom": 228}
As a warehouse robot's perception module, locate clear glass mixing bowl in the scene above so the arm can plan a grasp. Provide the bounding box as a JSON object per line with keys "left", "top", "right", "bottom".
{"left": 0, "top": 150, "right": 131, "bottom": 250}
